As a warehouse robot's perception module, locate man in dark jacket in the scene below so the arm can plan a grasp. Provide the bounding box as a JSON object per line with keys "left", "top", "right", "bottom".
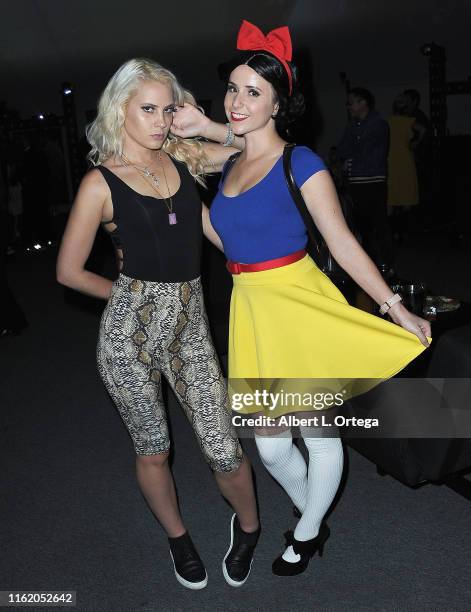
{"left": 338, "top": 87, "right": 393, "bottom": 269}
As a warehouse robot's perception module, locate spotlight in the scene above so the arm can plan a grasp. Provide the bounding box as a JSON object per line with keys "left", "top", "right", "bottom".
{"left": 38, "top": 114, "right": 45, "bottom": 120}
{"left": 420, "top": 42, "right": 445, "bottom": 60}
{"left": 33, "top": 243, "right": 42, "bottom": 250}
{"left": 62, "top": 82, "right": 73, "bottom": 95}
{"left": 420, "top": 43, "right": 432, "bottom": 57}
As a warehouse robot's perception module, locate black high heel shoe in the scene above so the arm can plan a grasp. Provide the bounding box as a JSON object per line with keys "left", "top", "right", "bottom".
{"left": 272, "top": 522, "right": 330, "bottom": 576}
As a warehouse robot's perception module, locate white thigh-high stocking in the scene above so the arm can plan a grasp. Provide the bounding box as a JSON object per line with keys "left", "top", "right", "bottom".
{"left": 282, "top": 434, "right": 344, "bottom": 563}
{"left": 254, "top": 430, "right": 308, "bottom": 514}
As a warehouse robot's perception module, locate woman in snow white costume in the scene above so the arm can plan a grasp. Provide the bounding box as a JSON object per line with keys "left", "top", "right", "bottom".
{"left": 171, "top": 20, "right": 431, "bottom": 577}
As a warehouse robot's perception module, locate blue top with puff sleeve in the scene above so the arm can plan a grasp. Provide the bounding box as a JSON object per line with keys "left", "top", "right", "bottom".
{"left": 210, "top": 146, "right": 327, "bottom": 263}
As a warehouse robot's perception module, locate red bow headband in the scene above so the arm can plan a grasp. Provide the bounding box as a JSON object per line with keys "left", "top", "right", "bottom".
{"left": 236, "top": 20, "right": 293, "bottom": 95}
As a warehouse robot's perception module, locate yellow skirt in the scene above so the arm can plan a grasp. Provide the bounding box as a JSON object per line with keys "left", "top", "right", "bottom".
{"left": 228, "top": 255, "right": 431, "bottom": 416}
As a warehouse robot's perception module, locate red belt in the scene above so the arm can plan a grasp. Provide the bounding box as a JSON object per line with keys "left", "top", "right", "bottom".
{"left": 226, "top": 249, "right": 306, "bottom": 275}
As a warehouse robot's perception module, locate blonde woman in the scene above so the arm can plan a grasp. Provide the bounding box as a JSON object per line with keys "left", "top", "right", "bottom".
{"left": 56, "top": 59, "right": 260, "bottom": 590}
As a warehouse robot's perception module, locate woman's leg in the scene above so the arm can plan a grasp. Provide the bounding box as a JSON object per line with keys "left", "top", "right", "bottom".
{"left": 136, "top": 452, "right": 185, "bottom": 537}
{"left": 97, "top": 294, "right": 186, "bottom": 534}
{"left": 282, "top": 431, "right": 343, "bottom": 563}
{"left": 167, "top": 329, "right": 259, "bottom": 531}
{"left": 163, "top": 281, "right": 259, "bottom": 528}
{"left": 254, "top": 420, "right": 343, "bottom": 566}
{"left": 97, "top": 278, "right": 207, "bottom": 588}
{"left": 213, "top": 453, "right": 258, "bottom": 532}
{"left": 254, "top": 427, "right": 308, "bottom": 514}
{"left": 172, "top": 368, "right": 259, "bottom": 533}
{"left": 163, "top": 280, "right": 260, "bottom": 585}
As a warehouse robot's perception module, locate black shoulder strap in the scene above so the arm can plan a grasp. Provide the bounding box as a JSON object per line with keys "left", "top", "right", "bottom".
{"left": 282, "top": 143, "right": 324, "bottom": 264}
{"left": 221, "top": 152, "right": 241, "bottom": 183}
{"left": 95, "top": 165, "right": 116, "bottom": 189}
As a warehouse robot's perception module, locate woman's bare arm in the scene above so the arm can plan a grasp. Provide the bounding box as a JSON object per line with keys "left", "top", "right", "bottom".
{"left": 56, "top": 169, "right": 114, "bottom": 299}
{"left": 200, "top": 141, "right": 241, "bottom": 173}
{"left": 300, "top": 170, "right": 431, "bottom": 346}
{"left": 202, "top": 204, "right": 224, "bottom": 252}
{"left": 171, "top": 103, "right": 244, "bottom": 172}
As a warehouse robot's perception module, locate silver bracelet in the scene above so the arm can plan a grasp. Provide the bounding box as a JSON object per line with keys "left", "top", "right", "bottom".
{"left": 222, "top": 122, "right": 235, "bottom": 147}
{"left": 379, "top": 293, "right": 402, "bottom": 315}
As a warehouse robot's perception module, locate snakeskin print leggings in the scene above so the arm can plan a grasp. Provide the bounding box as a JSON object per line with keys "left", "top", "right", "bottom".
{"left": 97, "top": 274, "right": 242, "bottom": 472}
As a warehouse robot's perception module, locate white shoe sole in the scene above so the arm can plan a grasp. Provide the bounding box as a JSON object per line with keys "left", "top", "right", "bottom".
{"left": 169, "top": 550, "right": 208, "bottom": 590}
{"left": 222, "top": 514, "right": 253, "bottom": 587}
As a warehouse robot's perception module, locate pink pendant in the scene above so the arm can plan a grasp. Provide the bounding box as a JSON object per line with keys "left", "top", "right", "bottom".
{"left": 168, "top": 213, "right": 177, "bottom": 225}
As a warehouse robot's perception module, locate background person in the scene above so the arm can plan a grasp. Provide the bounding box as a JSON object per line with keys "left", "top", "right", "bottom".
{"left": 387, "top": 93, "right": 425, "bottom": 241}
{"left": 338, "top": 87, "right": 393, "bottom": 270}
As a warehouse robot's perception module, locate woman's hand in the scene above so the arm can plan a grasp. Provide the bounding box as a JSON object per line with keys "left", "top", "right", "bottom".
{"left": 171, "top": 103, "right": 211, "bottom": 139}
{"left": 387, "top": 302, "right": 431, "bottom": 347}
{"left": 298, "top": 171, "right": 431, "bottom": 349}
{"left": 171, "top": 104, "right": 245, "bottom": 164}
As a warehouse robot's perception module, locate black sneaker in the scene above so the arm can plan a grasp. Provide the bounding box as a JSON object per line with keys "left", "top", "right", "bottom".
{"left": 222, "top": 514, "right": 261, "bottom": 587}
{"left": 168, "top": 532, "right": 207, "bottom": 590}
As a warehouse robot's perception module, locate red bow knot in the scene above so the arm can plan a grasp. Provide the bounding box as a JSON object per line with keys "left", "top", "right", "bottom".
{"left": 236, "top": 20, "right": 293, "bottom": 94}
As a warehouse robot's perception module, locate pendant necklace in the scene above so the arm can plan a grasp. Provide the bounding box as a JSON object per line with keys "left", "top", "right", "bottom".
{"left": 120, "top": 154, "right": 160, "bottom": 188}
{"left": 120, "top": 152, "right": 177, "bottom": 225}
{"left": 158, "top": 152, "right": 177, "bottom": 225}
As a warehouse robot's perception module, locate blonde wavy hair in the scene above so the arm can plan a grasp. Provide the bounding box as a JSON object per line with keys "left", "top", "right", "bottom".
{"left": 86, "top": 58, "right": 208, "bottom": 184}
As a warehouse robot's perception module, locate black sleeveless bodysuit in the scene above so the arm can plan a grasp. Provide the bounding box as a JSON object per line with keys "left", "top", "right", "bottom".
{"left": 97, "top": 159, "right": 202, "bottom": 282}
